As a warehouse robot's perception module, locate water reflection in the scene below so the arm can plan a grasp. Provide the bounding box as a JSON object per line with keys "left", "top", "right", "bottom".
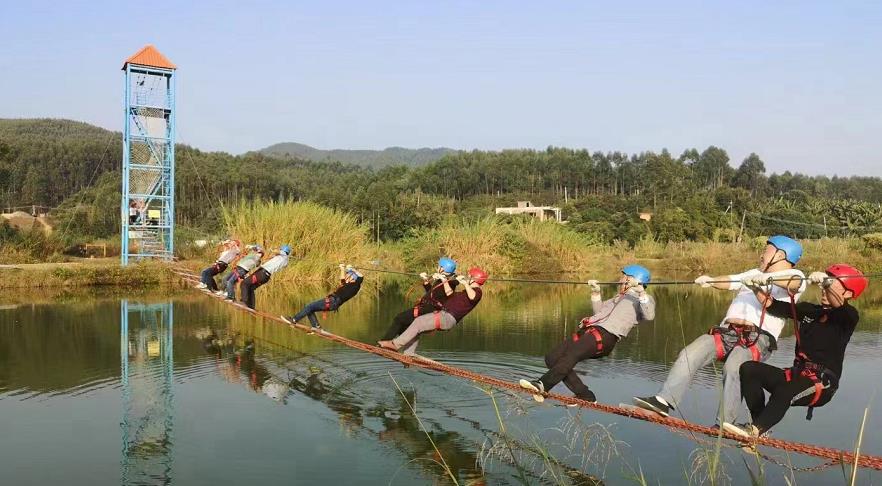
{"left": 120, "top": 300, "right": 174, "bottom": 486}
{"left": 0, "top": 281, "right": 879, "bottom": 485}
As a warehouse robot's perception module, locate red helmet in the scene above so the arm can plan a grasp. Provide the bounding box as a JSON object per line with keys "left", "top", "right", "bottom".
{"left": 826, "top": 264, "right": 868, "bottom": 299}
{"left": 468, "top": 267, "right": 489, "bottom": 285}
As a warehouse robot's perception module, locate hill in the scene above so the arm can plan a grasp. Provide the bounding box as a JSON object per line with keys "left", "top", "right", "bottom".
{"left": 258, "top": 142, "right": 457, "bottom": 168}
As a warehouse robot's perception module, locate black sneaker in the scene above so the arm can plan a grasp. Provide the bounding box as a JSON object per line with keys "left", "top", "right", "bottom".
{"left": 632, "top": 396, "right": 671, "bottom": 417}
{"left": 577, "top": 390, "right": 597, "bottom": 404}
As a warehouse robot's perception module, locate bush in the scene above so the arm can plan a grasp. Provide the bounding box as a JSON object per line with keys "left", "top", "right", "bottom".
{"left": 861, "top": 233, "right": 882, "bottom": 251}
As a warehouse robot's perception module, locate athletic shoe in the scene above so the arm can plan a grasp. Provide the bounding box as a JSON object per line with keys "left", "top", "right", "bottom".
{"left": 214, "top": 291, "right": 226, "bottom": 296}
{"left": 195, "top": 283, "right": 207, "bottom": 289}
{"left": 518, "top": 379, "right": 546, "bottom": 403}
{"left": 632, "top": 396, "right": 671, "bottom": 417}
{"left": 280, "top": 315, "right": 295, "bottom": 325}
{"left": 721, "top": 422, "right": 760, "bottom": 439}
{"left": 576, "top": 390, "right": 597, "bottom": 403}
{"left": 308, "top": 325, "right": 322, "bottom": 335}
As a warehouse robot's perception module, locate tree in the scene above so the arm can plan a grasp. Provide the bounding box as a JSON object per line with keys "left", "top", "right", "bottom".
{"left": 733, "top": 153, "right": 767, "bottom": 196}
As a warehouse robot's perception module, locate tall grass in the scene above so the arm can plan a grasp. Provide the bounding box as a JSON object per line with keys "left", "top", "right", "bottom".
{"left": 398, "top": 216, "right": 606, "bottom": 275}
{"left": 223, "top": 200, "right": 374, "bottom": 282}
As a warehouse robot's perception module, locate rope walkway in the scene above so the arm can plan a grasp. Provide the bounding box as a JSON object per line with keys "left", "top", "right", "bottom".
{"left": 172, "top": 268, "right": 882, "bottom": 472}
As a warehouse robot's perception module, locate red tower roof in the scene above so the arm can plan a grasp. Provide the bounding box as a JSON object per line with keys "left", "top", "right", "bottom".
{"left": 122, "top": 45, "right": 177, "bottom": 70}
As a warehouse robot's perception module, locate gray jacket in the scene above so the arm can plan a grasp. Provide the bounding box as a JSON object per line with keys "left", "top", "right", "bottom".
{"left": 588, "top": 290, "right": 656, "bottom": 338}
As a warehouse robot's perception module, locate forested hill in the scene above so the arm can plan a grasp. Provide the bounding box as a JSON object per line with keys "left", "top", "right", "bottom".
{"left": 0, "top": 118, "right": 122, "bottom": 209}
{"left": 5, "top": 118, "right": 882, "bottom": 246}
{"left": 257, "top": 142, "right": 456, "bottom": 168}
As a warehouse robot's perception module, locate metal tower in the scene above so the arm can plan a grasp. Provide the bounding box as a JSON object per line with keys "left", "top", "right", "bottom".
{"left": 121, "top": 45, "right": 177, "bottom": 264}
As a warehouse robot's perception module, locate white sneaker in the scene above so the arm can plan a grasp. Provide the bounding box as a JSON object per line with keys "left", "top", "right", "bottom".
{"left": 195, "top": 283, "right": 207, "bottom": 289}
{"left": 722, "top": 422, "right": 760, "bottom": 439}
{"left": 518, "top": 379, "right": 546, "bottom": 403}
{"left": 214, "top": 291, "right": 226, "bottom": 296}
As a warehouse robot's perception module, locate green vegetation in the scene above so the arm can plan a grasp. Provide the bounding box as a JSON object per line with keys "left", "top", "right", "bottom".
{"left": 0, "top": 261, "right": 176, "bottom": 289}
{"left": 4, "top": 118, "right": 882, "bottom": 269}
{"left": 257, "top": 141, "right": 456, "bottom": 168}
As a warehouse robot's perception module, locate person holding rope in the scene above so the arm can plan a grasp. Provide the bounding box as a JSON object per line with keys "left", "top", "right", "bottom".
{"left": 519, "top": 265, "right": 655, "bottom": 403}
{"left": 197, "top": 239, "right": 241, "bottom": 291}
{"left": 239, "top": 245, "right": 291, "bottom": 309}
{"left": 216, "top": 244, "right": 264, "bottom": 300}
{"left": 379, "top": 257, "right": 460, "bottom": 341}
{"left": 633, "top": 235, "right": 807, "bottom": 425}
{"left": 282, "top": 264, "right": 364, "bottom": 332}
{"left": 377, "top": 267, "right": 487, "bottom": 356}
{"left": 724, "top": 264, "right": 867, "bottom": 439}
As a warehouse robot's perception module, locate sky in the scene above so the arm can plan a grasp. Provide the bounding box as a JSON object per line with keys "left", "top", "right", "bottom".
{"left": 1, "top": 0, "right": 880, "bottom": 176}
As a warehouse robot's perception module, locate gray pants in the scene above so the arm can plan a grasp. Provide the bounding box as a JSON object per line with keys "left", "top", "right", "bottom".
{"left": 657, "top": 330, "right": 773, "bottom": 423}
{"left": 391, "top": 311, "right": 457, "bottom": 356}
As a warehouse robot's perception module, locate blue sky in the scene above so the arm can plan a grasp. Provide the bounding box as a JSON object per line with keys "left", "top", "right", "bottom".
{"left": 1, "top": 0, "right": 880, "bottom": 175}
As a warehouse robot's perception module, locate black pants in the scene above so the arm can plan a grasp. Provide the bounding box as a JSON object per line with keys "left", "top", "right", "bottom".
{"left": 381, "top": 303, "right": 438, "bottom": 340}
{"left": 740, "top": 361, "right": 836, "bottom": 432}
{"left": 200, "top": 261, "right": 228, "bottom": 291}
{"left": 539, "top": 326, "right": 618, "bottom": 400}
{"left": 239, "top": 268, "right": 271, "bottom": 309}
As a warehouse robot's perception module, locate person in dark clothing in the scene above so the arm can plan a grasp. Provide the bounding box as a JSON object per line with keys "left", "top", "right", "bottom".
{"left": 380, "top": 257, "right": 459, "bottom": 341}
{"left": 377, "top": 267, "right": 487, "bottom": 356}
{"left": 239, "top": 245, "right": 290, "bottom": 309}
{"left": 282, "top": 264, "right": 364, "bottom": 332}
{"left": 198, "top": 239, "right": 241, "bottom": 291}
{"left": 724, "top": 264, "right": 868, "bottom": 439}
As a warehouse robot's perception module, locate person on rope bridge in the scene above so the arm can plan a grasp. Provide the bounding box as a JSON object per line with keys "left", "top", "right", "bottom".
{"left": 197, "top": 239, "right": 241, "bottom": 291}
{"left": 519, "top": 265, "right": 655, "bottom": 403}
{"left": 723, "top": 264, "right": 867, "bottom": 439}
{"left": 282, "top": 264, "right": 364, "bottom": 332}
{"left": 239, "top": 245, "right": 291, "bottom": 309}
{"left": 377, "top": 267, "right": 487, "bottom": 356}
{"left": 633, "top": 235, "right": 807, "bottom": 426}
{"left": 216, "top": 244, "right": 264, "bottom": 300}
{"left": 379, "top": 257, "right": 460, "bottom": 341}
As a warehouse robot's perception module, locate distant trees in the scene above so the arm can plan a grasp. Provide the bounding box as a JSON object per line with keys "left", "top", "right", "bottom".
{"left": 4, "top": 118, "right": 882, "bottom": 246}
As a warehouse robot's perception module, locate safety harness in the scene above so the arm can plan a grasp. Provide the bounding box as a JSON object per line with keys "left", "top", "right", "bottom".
{"left": 413, "top": 278, "right": 452, "bottom": 317}
{"left": 572, "top": 290, "right": 627, "bottom": 354}
{"left": 785, "top": 296, "right": 838, "bottom": 420}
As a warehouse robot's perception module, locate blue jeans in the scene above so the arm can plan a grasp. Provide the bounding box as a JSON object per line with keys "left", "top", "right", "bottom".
{"left": 294, "top": 296, "right": 340, "bottom": 328}
{"left": 224, "top": 267, "right": 248, "bottom": 299}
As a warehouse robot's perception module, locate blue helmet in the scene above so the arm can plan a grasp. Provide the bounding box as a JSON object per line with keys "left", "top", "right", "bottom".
{"left": 767, "top": 235, "right": 802, "bottom": 264}
{"left": 280, "top": 244, "right": 292, "bottom": 255}
{"left": 438, "top": 257, "right": 457, "bottom": 274}
{"left": 622, "top": 264, "right": 651, "bottom": 286}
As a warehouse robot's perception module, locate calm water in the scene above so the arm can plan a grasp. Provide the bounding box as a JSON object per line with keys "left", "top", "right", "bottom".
{"left": 1, "top": 280, "right": 881, "bottom": 485}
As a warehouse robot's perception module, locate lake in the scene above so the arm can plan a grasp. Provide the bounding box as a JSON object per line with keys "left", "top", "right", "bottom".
{"left": 1, "top": 278, "right": 880, "bottom": 485}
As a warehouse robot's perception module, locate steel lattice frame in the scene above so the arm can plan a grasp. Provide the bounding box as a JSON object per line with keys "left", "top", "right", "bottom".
{"left": 122, "top": 63, "right": 175, "bottom": 264}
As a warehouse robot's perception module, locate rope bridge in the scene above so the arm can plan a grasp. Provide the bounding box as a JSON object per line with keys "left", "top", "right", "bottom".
{"left": 172, "top": 268, "right": 882, "bottom": 472}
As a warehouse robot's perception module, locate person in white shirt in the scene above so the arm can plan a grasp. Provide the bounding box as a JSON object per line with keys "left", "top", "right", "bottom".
{"left": 240, "top": 245, "right": 291, "bottom": 309}
{"left": 633, "top": 236, "right": 806, "bottom": 426}
{"left": 197, "top": 239, "right": 241, "bottom": 291}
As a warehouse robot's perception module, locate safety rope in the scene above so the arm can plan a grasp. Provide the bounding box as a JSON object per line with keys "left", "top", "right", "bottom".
{"left": 173, "top": 268, "right": 882, "bottom": 471}
{"left": 338, "top": 262, "right": 882, "bottom": 287}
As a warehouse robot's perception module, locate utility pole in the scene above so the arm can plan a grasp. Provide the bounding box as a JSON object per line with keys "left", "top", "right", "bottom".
{"left": 738, "top": 212, "right": 746, "bottom": 243}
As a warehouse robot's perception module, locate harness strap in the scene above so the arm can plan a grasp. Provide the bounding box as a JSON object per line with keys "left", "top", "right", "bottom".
{"left": 434, "top": 311, "right": 442, "bottom": 330}
{"left": 784, "top": 366, "right": 826, "bottom": 419}
{"left": 322, "top": 296, "right": 333, "bottom": 319}
{"left": 572, "top": 325, "right": 605, "bottom": 354}
{"left": 712, "top": 330, "right": 726, "bottom": 360}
